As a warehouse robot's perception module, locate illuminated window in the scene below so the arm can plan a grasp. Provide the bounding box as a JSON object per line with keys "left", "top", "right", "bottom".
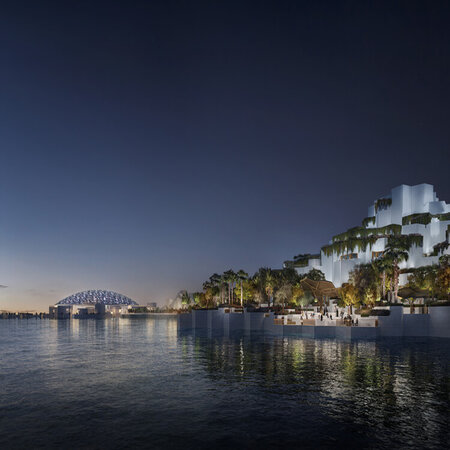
{"left": 341, "top": 253, "right": 358, "bottom": 260}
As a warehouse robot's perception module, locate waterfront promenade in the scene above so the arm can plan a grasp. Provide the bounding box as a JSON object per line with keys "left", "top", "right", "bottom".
{"left": 178, "top": 306, "right": 450, "bottom": 339}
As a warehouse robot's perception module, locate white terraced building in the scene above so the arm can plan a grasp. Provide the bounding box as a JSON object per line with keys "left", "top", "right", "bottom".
{"left": 290, "top": 184, "right": 450, "bottom": 288}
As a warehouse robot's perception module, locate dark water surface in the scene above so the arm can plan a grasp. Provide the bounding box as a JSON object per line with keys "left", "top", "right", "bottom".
{"left": 0, "top": 318, "right": 449, "bottom": 449}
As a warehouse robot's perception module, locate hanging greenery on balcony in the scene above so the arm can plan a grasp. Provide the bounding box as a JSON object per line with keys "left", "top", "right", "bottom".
{"left": 402, "top": 211, "right": 450, "bottom": 226}
{"left": 428, "top": 241, "right": 450, "bottom": 257}
{"left": 438, "top": 212, "right": 450, "bottom": 222}
{"left": 388, "top": 234, "right": 423, "bottom": 249}
{"left": 378, "top": 224, "right": 403, "bottom": 236}
{"left": 322, "top": 235, "right": 379, "bottom": 257}
{"left": 331, "top": 224, "right": 401, "bottom": 243}
{"left": 402, "top": 213, "right": 432, "bottom": 225}
{"left": 361, "top": 216, "right": 376, "bottom": 227}
{"left": 322, "top": 232, "right": 423, "bottom": 257}
{"left": 332, "top": 227, "right": 361, "bottom": 242}
{"left": 374, "top": 197, "right": 392, "bottom": 212}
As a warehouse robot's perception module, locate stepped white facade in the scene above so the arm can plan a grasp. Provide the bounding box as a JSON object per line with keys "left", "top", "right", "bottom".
{"left": 292, "top": 184, "right": 450, "bottom": 287}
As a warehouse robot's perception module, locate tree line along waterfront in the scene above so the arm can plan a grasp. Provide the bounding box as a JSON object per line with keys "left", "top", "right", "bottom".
{"left": 181, "top": 249, "right": 450, "bottom": 314}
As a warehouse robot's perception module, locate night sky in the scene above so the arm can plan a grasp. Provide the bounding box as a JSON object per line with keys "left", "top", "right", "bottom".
{"left": 1, "top": 1, "right": 449, "bottom": 311}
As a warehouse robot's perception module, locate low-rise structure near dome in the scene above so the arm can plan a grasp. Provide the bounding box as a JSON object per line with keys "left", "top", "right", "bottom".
{"left": 49, "top": 290, "right": 138, "bottom": 319}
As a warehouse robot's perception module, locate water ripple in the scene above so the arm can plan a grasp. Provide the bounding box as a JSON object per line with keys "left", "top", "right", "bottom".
{"left": 0, "top": 319, "right": 449, "bottom": 449}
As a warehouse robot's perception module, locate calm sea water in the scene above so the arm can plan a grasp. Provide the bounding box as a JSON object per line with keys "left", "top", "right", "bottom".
{"left": 0, "top": 318, "right": 449, "bottom": 449}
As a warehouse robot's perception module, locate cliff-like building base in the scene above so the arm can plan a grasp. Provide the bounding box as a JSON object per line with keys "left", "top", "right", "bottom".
{"left": 178, "top": 307, "right": 450, "bottom": 339}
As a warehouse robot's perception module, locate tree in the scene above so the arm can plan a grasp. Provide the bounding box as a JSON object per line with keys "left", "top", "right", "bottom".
{"left": 439, "top": 254, "right": 450, "bottom": 267}
{"left": 252, "top": 267, "right": 278, "bottom": 308}
{"left": 192, "top": 291, "right": 205, "bottom": 307}
{"left": 252, "top": 268, "right": 268, "bottom": 306}
{"left": 294, "top": 289, "right": 314, "bottom": 309}
{"left": 350, "top": 264, "right": 379, "bottom": 307}
{"left": 274, "top": 283, "right": 292, "bottom": 311}
{"left": 209, "top": 272, "right": 227, "bottom": 304}
{"left": 271, "top": 267, "right": 303, "bottom": 310}
{"left": 339, "top": 283, "right": 359, "bottom": 314}
{"left": 220, "top": 274, "right": 228, "bottom": 304}
{"left": 372, "top": 256, "right": 391, "bottom": 300}
{"left": 408, "top": 265, "right": 439, "bottom": 302}
{"left": 264, "top": 269, "right": 278, "bottom": 308}
{"left": 209, "top": 273, "right": 221, "bottom": 289}
{"left": 181, "top": 290, "right": 191, "bottom": 308}
{"left": 290, "top": 283, "right": 305, "bottom": 307}
{"left": 235, "top": 278, "right": 258, "bottom": 305}
{"left": 203, "top": 280, "right": 219, "bottom": 308}
{"left": 437, "top": 257, "right": 450, "bottom": 300}
{"left": 280, "top": 267, "right": 300, "bottom": 284}
{"left": 209, "top": 273, "right": 222, "bottom": 305}
{"left": 304, "top": 268, "right": 325, "bottom": 281}
{"left": 236, "top": 269, "right": 249, "bottom": 306}
{"left": 383, "top": 237, "right": 410, "bottom": 302}
{"left": 223, "top": 269, "right": 236, "bottom": 305}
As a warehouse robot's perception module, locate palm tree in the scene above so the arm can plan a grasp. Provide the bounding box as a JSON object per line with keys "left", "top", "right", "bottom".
{"left": 252, "top": 267, "right": 271, "bottom": 307}
{"left": 372, "top": 256, "right": 391, "bottom": 300}
{"left": 251, "top": 270, "right": 263, "bottom": 305}
{"left": 209, "top": 273, "right": 221, "bottom": 286}
{"left": 181, "top": 290, "right": 191, "bottom": 308}
{"left": 192, "top": 292, "right": 204, "bottom": 307}
{"left": 383, "top": 237, "right": 410, "bottom": 302}
{"left": 264, "top": 269, "right": 277, "bottom": 309}
{"left": 236, "top": 270, "right": 248, "bottom": 306}
{"left": 202, "top": 281, "right": 217, "bottom": 308}
{"left": 223, "top": 269, "right": 236, "bottom": 305}
{"left": 213, "top": 273, "right": 227, "bottom": 305}
{"left": 208, "top": 273, "right": 221, "bottom": 306}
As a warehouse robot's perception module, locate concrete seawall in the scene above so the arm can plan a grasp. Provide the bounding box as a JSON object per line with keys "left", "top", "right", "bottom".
{"left": 178, "top": 306, "right": 450, "bottom": 339}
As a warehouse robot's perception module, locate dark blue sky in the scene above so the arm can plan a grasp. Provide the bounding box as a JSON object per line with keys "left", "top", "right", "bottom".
{"left": 1, "top": 1, "right": 449, "bottom": 310}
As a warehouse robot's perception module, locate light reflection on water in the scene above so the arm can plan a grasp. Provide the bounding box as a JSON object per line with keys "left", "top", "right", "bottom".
{"left": 0, "top": 318, "right": 449, "bottom": 449}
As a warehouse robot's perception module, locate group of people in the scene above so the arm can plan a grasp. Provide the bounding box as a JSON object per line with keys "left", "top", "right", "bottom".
{"left": 297, "top": 307, "right": 359, "bottom": 326}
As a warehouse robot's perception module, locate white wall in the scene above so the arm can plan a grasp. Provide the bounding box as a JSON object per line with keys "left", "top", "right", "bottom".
{"left": 296, "top": 184, "right": 449, "bottom": 287}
